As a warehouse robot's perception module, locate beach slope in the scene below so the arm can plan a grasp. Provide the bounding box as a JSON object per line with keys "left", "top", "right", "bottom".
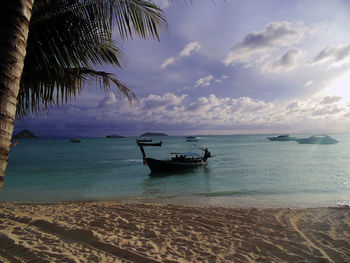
{"left": 0, "top": 202, "right": 349, "bottom": 262}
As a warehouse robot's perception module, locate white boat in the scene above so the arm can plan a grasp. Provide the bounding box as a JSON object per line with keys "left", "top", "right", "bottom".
{"left": 267, "top": 135, "right": 296, "bottom": 141}
{"left": 295, "top": 135, "right": 338, "bottom": 144}
{"left": 186, "top": 136, "right": 199, "bottom": 142}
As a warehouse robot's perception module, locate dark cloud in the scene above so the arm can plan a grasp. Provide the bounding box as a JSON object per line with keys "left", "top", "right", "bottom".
{"left": 310, "top": 45, "right": 350, "bottom": 65}
{"left": 320, "top": 96, "right": 342, "bottom": 104}
{"left": 261, "top": 48, "right": 304, "bottom": 73}
{"left": 224, "top": 21, "right": 307, "bottom": 66}
{"left": 242, "top": 22, "right": 305, "bottom": 50}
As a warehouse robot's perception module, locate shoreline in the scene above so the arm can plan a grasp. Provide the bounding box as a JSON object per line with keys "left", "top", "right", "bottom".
{"left": 0, "top": 201, "right": 349, "bottom": 262}
{"left": 2, "top": 190, "right": 349, "bottom": 209}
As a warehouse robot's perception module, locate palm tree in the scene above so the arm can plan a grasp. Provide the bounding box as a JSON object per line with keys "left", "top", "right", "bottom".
{"left": 0, "top": 0, "right": 34, "bottom": 189}
{"left": 18, "top": 0, "right": 167, "bottom": 116}
{"left": 0, "top": 0, "right": 167, "bottom": 188}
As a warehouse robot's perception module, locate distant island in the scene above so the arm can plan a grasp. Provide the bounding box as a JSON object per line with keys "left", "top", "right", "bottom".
{"left": 106, "top": 134, "right": 124, "bottom": 138}
{"left": 13, "top": 129, "right": 37, "bottom": 139}
{"left": 140, "top": 132, "right": 168, "bottom": 137}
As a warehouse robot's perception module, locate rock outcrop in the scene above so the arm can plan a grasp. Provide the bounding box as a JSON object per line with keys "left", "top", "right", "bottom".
{"left": 13, "top": 129, "right": 37, "bottom": 139}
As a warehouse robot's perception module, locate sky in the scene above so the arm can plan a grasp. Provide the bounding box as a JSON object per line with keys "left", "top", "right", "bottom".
{"left": 14, "top": 0, "right": 350, "bottom": 137}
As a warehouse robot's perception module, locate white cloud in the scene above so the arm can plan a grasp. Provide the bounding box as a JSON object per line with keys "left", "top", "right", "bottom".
{"left": 215, "top": 75, "right": 229, "bottom": 82}
{"left": 195, "top": 74, "right": 214, "bottom": 88}
{"left": 161, "top": 41, "right": 201, "bottom": 68}
{"left": 179, "top": 42, "right": 201, "bottom": 57}
{"left": 41, "top": 91, "right": 350, "bottom": 135}
{"left": 161, "top": 57, "right": 176, "bottom": 68}
{"left": 141, "top": 92, "right": 187, "bottom": 110}
{"left": 261, "top": 48, "right": 305, "bottom": 74}
{"left": 224, "top": 21, "right": 307, "bottom": 66}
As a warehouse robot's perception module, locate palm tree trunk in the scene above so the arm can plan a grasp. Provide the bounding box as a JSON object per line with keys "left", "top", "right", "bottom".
{"left": 0, "top": 0, "right": 34, "bottom": 188}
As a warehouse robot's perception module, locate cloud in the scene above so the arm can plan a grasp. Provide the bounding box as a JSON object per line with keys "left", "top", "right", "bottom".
{"left": 99, "top": 92, "right": 117, "bottom": 107}
{"left": 215, "top": 75, "right": 229, "bottom": 82}
{"left": 140, "top": 92, "right": 187, "bottom": 110}
{"left": 160, "top": 57, "right": 176, "bottom": 68}
{"left": 261, "top": 48, "right": 305, "bottom": 73}
{"left": 312, "top": 105, "right": 342, "bottom": 116}
{"left": 310, "top": 44, "right": 350, "bottom": 65}
{"left": 179, "top": 42, "right": 201, "bottom": 57}
{"left": 224, "top": 21, "right": 307, "bottom": 66}
{"left": 320, "top": 95, "right": 342, "bottom": 104}
{"left": 107, "top": 93, "right": 349, "bottom": 126}
{"left": 161, "top": 41, "right": 201, "bottom": 68}
{"left": 286, "top": 101, "right": 299, "bottom": 111}
{"left": 184, "top": 74, "right": 223, "bottom": 90}
{"left": 195, "top": 74, "right": 214, "bottom": 88}
{"left": 16, "top": 91, "right": 350, "bottom": 136}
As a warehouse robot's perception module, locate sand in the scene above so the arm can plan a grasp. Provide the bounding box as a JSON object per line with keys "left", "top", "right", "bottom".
{"left": 0, "top": 201, "right": 349, "bottom": 262}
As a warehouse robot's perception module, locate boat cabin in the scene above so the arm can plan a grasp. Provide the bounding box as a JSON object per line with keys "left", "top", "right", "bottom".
{"left": 171, "top": 152, "right": 203, "bottom": 163}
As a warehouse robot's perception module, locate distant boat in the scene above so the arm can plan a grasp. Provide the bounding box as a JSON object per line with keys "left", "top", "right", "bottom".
{"left": 136, "top": 141, "right": 212, "bottom": 173}
{"left": 70, "top": 138, "right": 82, "bottom": 143}
{"left": 106, "top": 134, "right": 124, "bottom": 138}
{"left": 136, "top": 138, "right": 152, "bottom": 143}
{"left": 267, "top": 135, "right": 296, "bottom": 141}
{"left": 186, "top": 136, "right": 199, "bottom": 142}
{"left": 295, "top": 135, "right": 338, "bottom": 144}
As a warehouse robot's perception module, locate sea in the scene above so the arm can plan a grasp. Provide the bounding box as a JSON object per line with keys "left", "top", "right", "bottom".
{"left": 1, "top": 134, "right": 350, "bottom": 208}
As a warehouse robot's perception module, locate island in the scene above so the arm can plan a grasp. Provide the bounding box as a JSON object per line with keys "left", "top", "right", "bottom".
{"left": 140, "top": 132, "right": 168, "bottom": 137}
{"left": 106, "top": 134, "right": 125, "bottom": 138}
{"left": 12, "top": 129, "right": 37, "bottom": 139}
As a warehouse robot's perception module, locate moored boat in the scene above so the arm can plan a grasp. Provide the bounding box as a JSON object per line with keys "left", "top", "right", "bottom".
{"left": 267, "top": 135, "right": 296, "bottom": 141}
{"left": 295, "top": 135, "right": 338, "bottom": 144}
{"left": 186, "top": 136, "right": 199, "bottom": 142}
{"left": 70, "top": 138, "right": 82, "bottom": 143}
{"left": 137, "top": 141, "right": 212, "bottom": 174}
{"left": 106, "top": 134, "right": 124, "bottom": 138}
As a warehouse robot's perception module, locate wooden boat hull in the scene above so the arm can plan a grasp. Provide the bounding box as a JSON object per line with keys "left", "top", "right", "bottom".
{"left": 137, "top": 141, "right": 162, "bottom": 147}
{"left": 146, "top": 158, "right": 207, "bottom": 173}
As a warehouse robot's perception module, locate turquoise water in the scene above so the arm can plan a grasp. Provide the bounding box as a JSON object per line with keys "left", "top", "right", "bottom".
{"left": 1, "top": 134, "right": 350, "bottom": 207}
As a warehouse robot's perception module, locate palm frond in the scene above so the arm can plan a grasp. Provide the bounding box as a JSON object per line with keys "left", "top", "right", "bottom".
{"left": 31, "top": 0, "right": 168, "bottom": 40}
{"left": 17, "top": 67, "right": 136, "bottom": 117}
{"left": 18, "top": 0, "right": 166, "bottom": 117}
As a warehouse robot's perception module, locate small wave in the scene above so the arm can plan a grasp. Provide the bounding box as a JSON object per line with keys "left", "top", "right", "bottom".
{"left": 329, "top": 201, "right": 350, "bottom": 208}
{"left": 99, "top": 159, "right": 142, "bottom": 164}
{"left": 100, "top": 160, "right": 118, "bottom": 164}
{"left": 127, "top": 159, "right": 142, "bottom": 163}
{"left": 193, "top": 190, "right": 250, "bottom": 197}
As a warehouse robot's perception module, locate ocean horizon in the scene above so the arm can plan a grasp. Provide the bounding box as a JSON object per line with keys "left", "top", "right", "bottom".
{"left": 1, "top": 134, "right": 350, "bottom": 208}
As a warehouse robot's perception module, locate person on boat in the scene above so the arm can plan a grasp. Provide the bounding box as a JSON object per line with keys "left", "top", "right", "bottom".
{"left": 203, "top": 148, "right": 211, "bottom": 161}
{"left": 204, "top": 148, "right": 211, "bottom": 157}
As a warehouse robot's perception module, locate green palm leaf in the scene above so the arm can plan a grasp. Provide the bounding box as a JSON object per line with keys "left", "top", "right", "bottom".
{"left": 18, "top": 0, "right": 167, "bottom": 117}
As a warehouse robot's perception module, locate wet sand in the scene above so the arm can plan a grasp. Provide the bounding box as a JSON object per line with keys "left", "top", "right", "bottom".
{"left": 0, "top": 201, "right": 349, "bottom": 262}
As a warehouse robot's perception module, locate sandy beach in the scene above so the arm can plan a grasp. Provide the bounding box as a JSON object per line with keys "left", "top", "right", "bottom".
{"left": 0, "top": 201, "right": 349, "bottom": 262}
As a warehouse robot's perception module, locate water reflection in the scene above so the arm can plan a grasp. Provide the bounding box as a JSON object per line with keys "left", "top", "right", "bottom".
{"left": 141, "top": 166, "right": 212, "bottom": 198}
